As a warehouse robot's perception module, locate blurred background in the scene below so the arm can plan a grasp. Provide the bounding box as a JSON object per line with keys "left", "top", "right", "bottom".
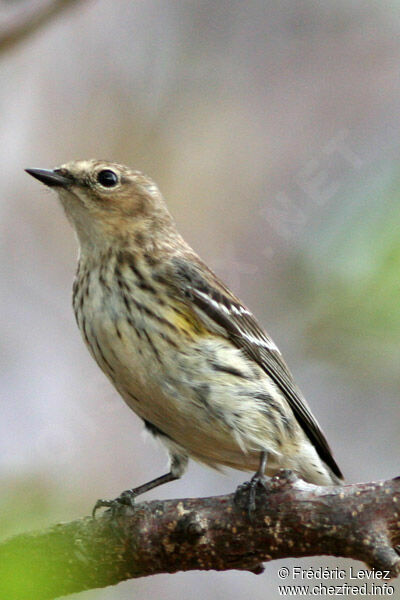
{"left": 1, "top": 1, "right": 400, "bottom": 598}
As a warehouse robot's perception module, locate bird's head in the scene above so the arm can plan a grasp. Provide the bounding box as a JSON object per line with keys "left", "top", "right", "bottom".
{"left": 26, "top": 159, "right": 175, "bottom": 253}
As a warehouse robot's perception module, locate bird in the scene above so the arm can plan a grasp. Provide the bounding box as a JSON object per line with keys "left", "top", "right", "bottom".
{"left": 26, "top": 159, "right": 343, "bottom": 512}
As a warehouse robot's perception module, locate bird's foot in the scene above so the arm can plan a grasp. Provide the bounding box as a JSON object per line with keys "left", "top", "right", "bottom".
{"left": 92, "top": 471, "right": 179, "bottom": 518}
{"left": 234, "top": 472, "right": 269, "bottom": 519}
{"left": 92, "top": 489, "right": 137, "bottom": 518}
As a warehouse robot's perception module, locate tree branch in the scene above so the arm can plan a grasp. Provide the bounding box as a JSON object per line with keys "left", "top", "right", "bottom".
{"left": 1, "top": 470, "right": 399, "bottom": 599}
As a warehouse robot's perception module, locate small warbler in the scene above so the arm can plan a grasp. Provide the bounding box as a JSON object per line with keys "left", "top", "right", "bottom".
{"left": 26, "top": 160, "right": 343, "bottom": 510}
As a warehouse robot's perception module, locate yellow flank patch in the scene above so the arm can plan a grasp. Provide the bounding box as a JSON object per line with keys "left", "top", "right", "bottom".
{"left": 168, "top": 302, "right": 208, "bottom": 336}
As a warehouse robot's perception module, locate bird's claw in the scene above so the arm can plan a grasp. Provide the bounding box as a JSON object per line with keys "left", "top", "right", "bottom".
{"left": 234, "top": 473, "right": 268, "bottom": 519}
{"left": 92, "top": 490, "right": 137, "bottom": 518}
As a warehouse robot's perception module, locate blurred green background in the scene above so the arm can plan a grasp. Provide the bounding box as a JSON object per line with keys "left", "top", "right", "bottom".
{"left": 1, "top": 1, "right": 399, "bottom": 598}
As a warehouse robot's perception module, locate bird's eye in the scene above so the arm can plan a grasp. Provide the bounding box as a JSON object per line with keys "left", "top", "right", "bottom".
{"left": 97, "top": 169, "right": 118, "bottom": 188}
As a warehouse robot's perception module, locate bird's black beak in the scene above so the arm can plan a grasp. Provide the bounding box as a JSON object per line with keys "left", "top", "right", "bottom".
{"left": 25, "top": 168, "right": 72, "bottom": 188}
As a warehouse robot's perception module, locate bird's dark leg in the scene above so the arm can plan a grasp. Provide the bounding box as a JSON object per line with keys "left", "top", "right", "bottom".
{"left": 92, "top": 452, "right": 187, "bottom": 517}
{"left": 92, "top": 471, "right": 179, "bottom": 517}
{"left": 248, "top": 450, "right": 269, "bottom": 513}
{"left": 234, "top": 451, "right": 269, "bottom": 518}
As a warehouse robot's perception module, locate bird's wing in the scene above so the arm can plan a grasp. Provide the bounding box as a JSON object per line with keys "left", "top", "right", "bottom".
{"left": 168, "top": 255, "right": 343, "bottom": 480}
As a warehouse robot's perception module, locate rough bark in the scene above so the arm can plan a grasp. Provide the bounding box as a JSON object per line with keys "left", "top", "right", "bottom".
{"left": 1, "top": 470, "right": 399, "bottom": 600}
